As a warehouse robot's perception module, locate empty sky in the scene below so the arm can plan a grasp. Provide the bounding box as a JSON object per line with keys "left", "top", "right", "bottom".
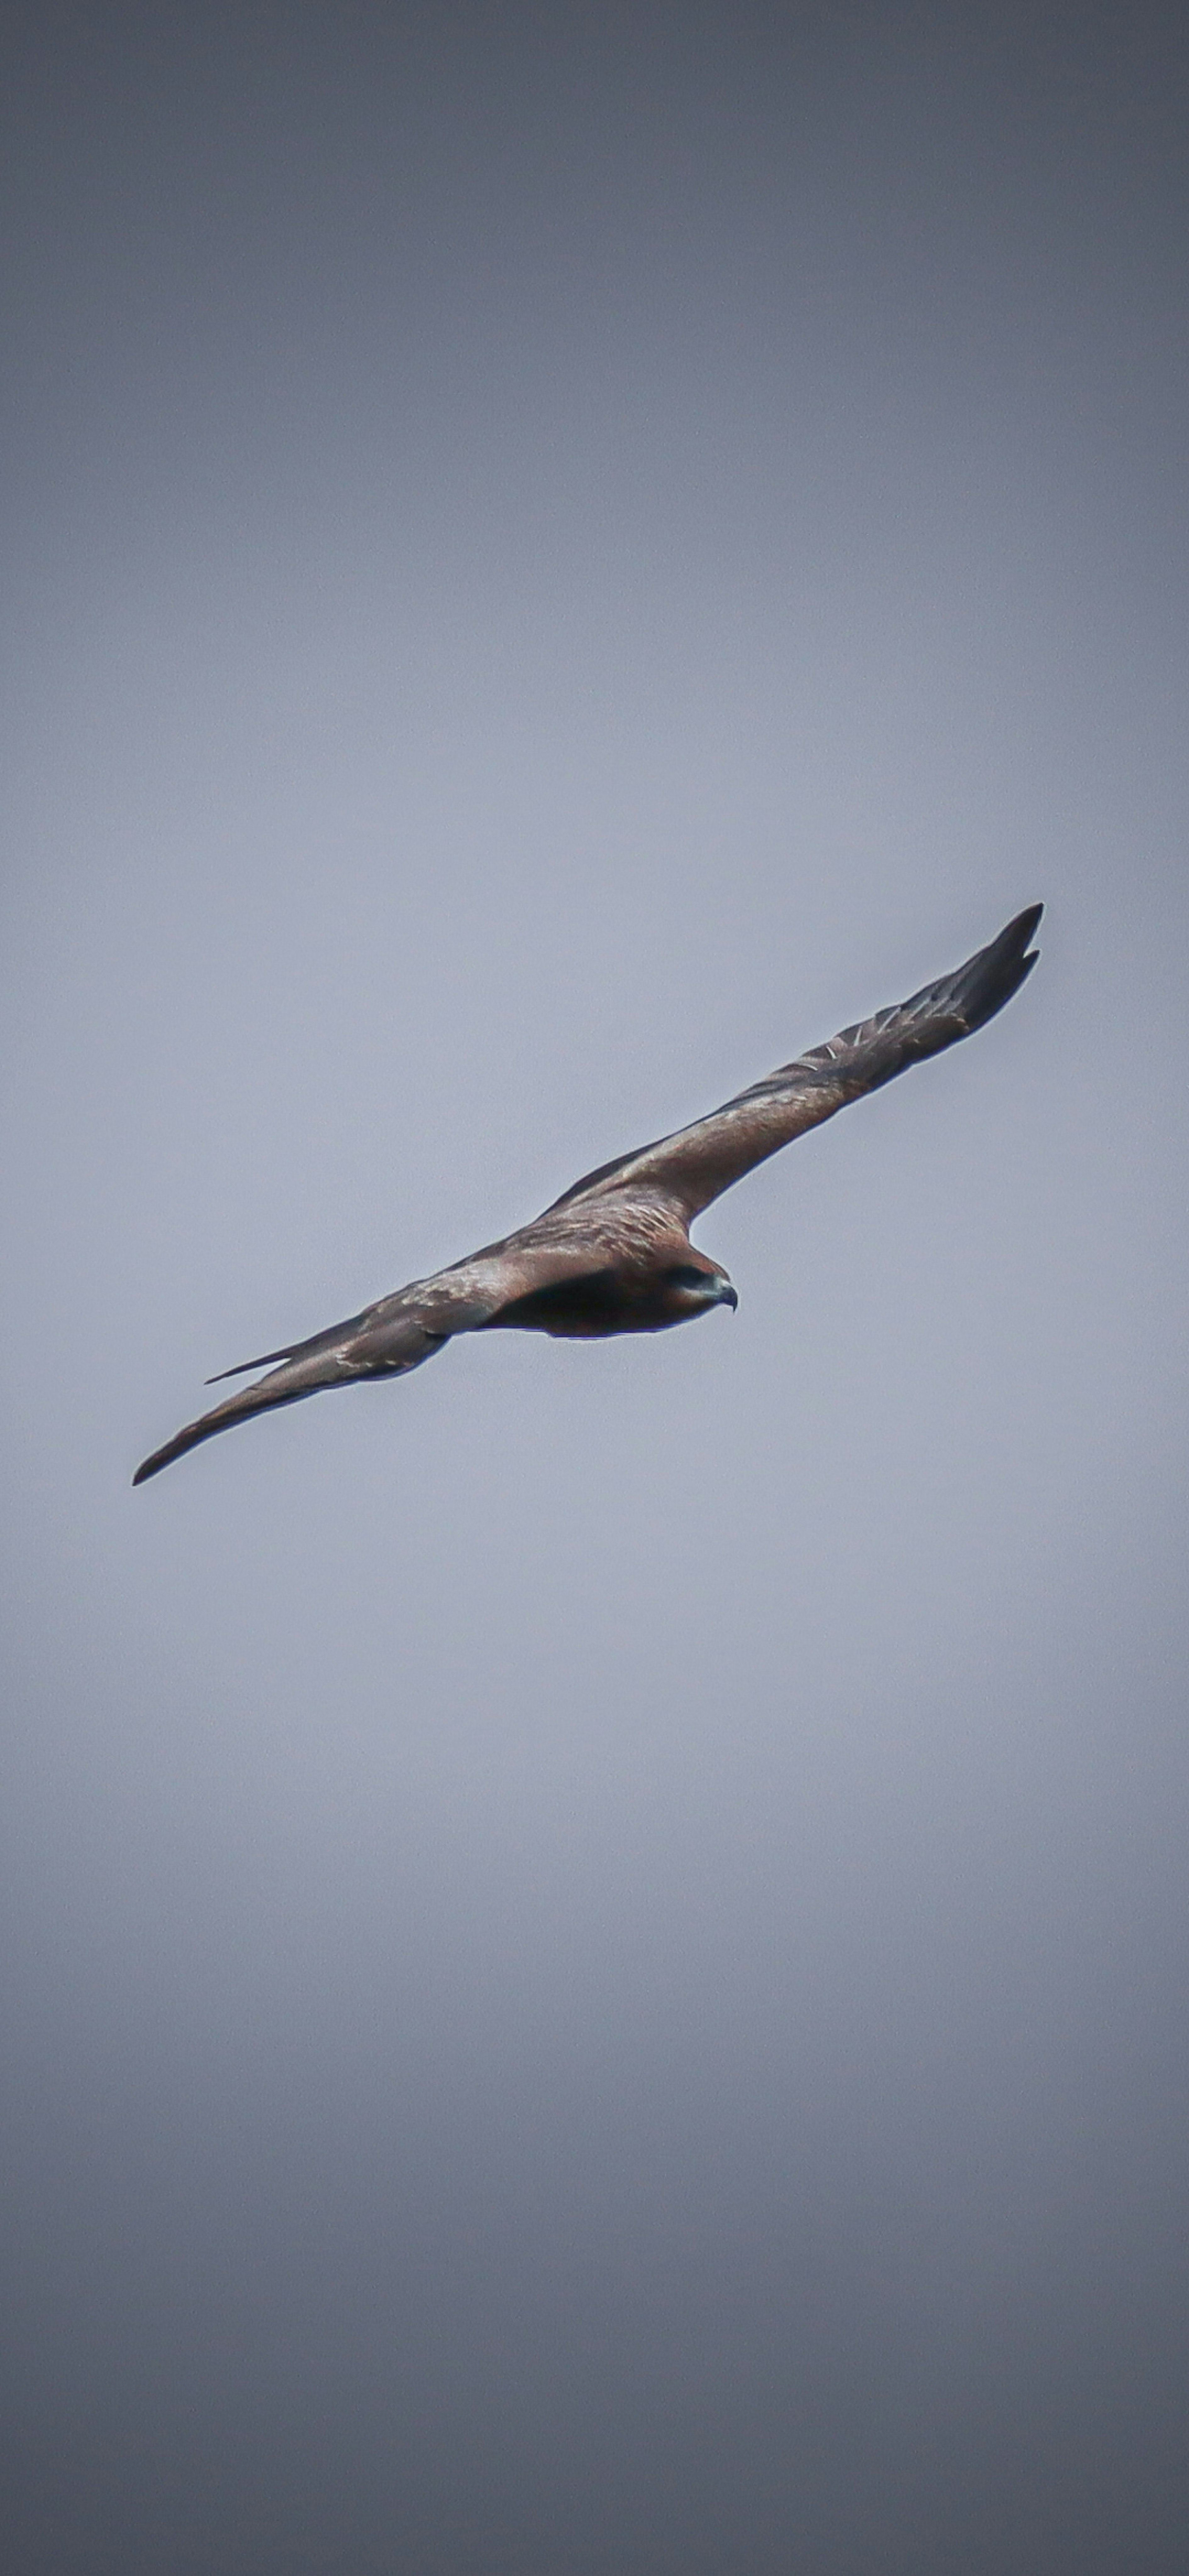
{"left": 2, "top": 5, "right": 1187, "bottom": 2570}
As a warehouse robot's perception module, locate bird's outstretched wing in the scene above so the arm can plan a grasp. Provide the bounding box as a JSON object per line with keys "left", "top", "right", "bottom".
{"left": 131, "top": 1306, "right": 444, "bottom": 1485}
{"left": 547, "top": 904, "right": 1042, "bottom": 1225}
{"left": 131, "top": 1238, "right": 622, "bottom": 1483}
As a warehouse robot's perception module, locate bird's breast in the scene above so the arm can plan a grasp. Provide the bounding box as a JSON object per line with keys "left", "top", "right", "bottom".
{"left": 488, "top": 1266, "right": 696, "bottom": 1338}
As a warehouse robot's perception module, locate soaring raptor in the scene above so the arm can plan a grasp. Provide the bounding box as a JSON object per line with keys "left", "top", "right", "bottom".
{"left": 134, "top": 904, "right": 1041, "bottom": 1483}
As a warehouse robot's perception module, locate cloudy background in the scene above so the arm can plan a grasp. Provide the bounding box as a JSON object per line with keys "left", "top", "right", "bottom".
{"left": 2, "top": 4, "right": 1186, "bottom": 2568}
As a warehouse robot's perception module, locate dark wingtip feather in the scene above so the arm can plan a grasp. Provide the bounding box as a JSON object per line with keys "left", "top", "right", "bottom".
{"left": 133, "top": 1430, "right": 198, "bottom": 1484}
{"left": 952, "top": 902, "right": 1043, "bottom": 1033}
{"left": 132, "top": 1352, "right": 339, "bottom": 1484}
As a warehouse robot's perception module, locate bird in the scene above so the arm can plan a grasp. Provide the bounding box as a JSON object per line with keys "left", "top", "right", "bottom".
{"left": 133, "top": 903, "right": 1041, "bottom": 1483}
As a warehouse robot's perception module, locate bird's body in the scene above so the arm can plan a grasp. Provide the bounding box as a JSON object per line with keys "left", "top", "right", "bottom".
{"left": 134, "top": 904, "right": 1041, "bottom": 1483}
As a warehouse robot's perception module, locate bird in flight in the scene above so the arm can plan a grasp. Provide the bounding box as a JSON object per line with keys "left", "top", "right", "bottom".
{"left": 134, "top": 904, "right": 1041, "bottom": 1483}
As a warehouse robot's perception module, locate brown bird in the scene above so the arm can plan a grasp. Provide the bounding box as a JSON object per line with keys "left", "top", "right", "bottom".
{"left": 133, "top": 904, "right": 1041, "bottom": 1483}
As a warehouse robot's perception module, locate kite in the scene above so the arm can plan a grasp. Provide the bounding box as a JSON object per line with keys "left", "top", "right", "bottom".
{"left": 134, "top": 904, "right": 1041, "bottom": 1482}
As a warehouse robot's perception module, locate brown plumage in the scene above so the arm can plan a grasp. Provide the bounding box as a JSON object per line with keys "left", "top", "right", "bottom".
{"left": 133, "top": 904, "right": 1041, "bottom": 1483}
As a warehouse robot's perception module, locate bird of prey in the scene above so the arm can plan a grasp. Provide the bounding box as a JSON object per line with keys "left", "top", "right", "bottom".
{"left": 133, "top": 904, "right": 1041, "bottom": 1484}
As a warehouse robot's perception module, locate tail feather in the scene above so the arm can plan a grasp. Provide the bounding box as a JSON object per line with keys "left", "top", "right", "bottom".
{"left": 204, "top": 1303, "right": 375, "bottom": 1382}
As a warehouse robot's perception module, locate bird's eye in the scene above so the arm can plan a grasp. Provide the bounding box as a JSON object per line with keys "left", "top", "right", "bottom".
{"left": 666, "top": 1264, "right": 711, "bottom": 1290}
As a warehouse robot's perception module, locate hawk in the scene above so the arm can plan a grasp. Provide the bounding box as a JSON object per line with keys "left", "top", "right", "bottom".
{"left": 134, "top": 904, "right": 1041, "bottom": 1483}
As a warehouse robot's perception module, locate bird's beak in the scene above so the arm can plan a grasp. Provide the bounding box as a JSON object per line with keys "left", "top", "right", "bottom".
{"left": 720, "top": 1280, "right": 738, "bottom": 1311}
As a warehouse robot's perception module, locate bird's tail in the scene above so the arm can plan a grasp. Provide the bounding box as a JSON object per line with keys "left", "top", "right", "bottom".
{"left": 202, "top": 1304, "right": 377, "bottom": 1382}
{"left": 133, "top": 1320, "right": 444, "bottom": 1484}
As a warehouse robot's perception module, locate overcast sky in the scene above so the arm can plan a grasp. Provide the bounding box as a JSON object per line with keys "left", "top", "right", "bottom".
{"left": 2, "top": 6, "right": 1187, "bottom": 2570}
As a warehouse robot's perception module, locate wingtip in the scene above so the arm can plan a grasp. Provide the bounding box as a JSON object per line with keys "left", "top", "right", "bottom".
{"left": 987, "top": 901, "right": 1044, "bottom": 981}
{"left": 1008, "top": 900, "right": 1043, "bottom": 952}
{"left": 936, "top": 902, "right": 1044, "bottom": 1040}
{"left": 132, "top": 1446, "right": 171, "bottom": 1485}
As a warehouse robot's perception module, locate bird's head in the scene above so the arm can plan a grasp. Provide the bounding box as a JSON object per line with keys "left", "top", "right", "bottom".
{"left": 659, "top": 1259, "right": 738, "bottom": 1319}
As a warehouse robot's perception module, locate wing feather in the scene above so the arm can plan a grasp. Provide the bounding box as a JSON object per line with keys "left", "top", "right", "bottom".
{"left": 551, "top": 905, "right": 1042, "bottom": 1223}
{"left": 133, "top": 1238, "right": 631, "bottom": 1480}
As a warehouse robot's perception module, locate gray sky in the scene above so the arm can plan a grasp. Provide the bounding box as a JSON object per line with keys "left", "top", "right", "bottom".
{"left": 2, "top": 5, "right": 1186, "bottom": 2569}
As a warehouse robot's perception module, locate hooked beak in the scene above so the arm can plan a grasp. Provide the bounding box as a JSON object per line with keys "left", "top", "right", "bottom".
{"left": 720, "top": 1280, "right": 738, "bottom": 1311}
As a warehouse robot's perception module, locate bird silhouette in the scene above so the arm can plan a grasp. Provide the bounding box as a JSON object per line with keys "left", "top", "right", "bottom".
{"left": 134, "top": 904, "right": 1041, "bottom": 1483}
